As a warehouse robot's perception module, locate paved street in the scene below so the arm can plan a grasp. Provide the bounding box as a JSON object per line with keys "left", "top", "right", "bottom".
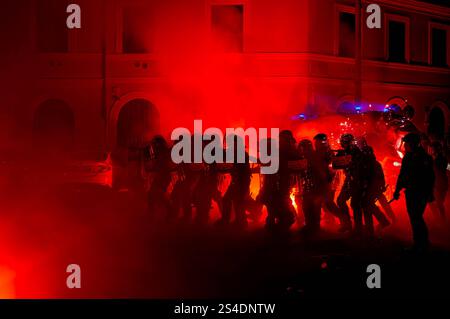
{"left": 1, "top": 184, "right": 449, "bottom": 299}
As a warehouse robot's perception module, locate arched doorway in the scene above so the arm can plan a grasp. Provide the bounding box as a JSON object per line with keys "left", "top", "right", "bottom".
{"left": 116, "top": 99, "right": 159, "bottom": 149}
{"left": 428, "top": 106, "right": 446, "bottom": 141}
{"left": 33, "top": 99, "right": 75, "bottom": 154}
{"left": 112, "top": 98, "right": 159, "bottom": 190}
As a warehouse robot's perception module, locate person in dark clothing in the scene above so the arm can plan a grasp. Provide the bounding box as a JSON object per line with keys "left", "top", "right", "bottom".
{"left": 336, "top": 134, "right": 365, "bottom": 234}
{"left": 314, "top": 133, "right": 352, "bottom": 232}
{"left": 258, "top": 138, "right": 280, "bottom": 229}
{"left": 147, "top": 135, "right": 172, "bottom": 218}
{"left": 276, "top": 130, "right": 298, "bottom": 231}
{"left": 193, "top": 138, "right": 222, "bottom": 225}
{"left": 220, "top": 135, "right": 252, "bottom": 228}
{"left": 361, "top": 146, "right": 391, "bottom": 236}
{"left": 298, "top": 139, "right": 326, "bottom": 235}
{"left": 169, "top": 137, "right": 198, "bottom": 222}
{"left": 259, "top": 132, "right": 296, "bottom": 232}
{"left": 430, "top": 142, "right": 448, "bottom": 220}
{"left": 394, "top": 133, "right": 435, "bottom": 252}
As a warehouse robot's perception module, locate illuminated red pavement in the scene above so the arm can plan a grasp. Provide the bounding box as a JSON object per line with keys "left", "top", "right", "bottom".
{"left": 1, "top": 184, "right": 450, "bottom": 299}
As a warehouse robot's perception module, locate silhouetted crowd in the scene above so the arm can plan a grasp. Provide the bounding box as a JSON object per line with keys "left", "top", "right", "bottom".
{"left": 141, "top": 130, "right": 448, "bottom": 253}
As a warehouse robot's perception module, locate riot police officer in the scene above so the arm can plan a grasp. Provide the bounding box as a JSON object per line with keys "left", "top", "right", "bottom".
{"left": 298, "top": 139, "right": 325, "bottom": 234}
{"left": 219, "top": 135, "right": 252, "bottom": 229}
{"left": 430, "top": 141, "right": 448, "bottom": 221}
{"left": 336, "top": 133, "right": 365, "bottom": 234}
{"left": 147, "top": 135, "right": 172, "bottom": 218}
{"left": 260, "top": 131, "right": 296, "bottom": 232}
{"left": 394, "top": 133, "right": 435, "bottom": 252}
{"left": 276, "top": 130, "right": 297, "bottom": 231}
{"left": 314, "top": 133, "right": 352, "bottom": 232}
{"left": 170, "top": 137, "right": 198, "bottom": 222}
{"left": 193, "top": 138, "right": 222, "bottom": 225}
{"left": 361, "top": 146, "right": 391, "bottom": 236}
{"left": 257, "top": 138, "right": 279, "bottom": 229}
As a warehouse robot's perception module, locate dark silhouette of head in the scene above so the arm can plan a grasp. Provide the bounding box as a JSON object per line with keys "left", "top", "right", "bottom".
{"left": 355, "top": 136, "right": 368, "bottom": 150}
{"left": 402, "top": 132, "right": 421, "bottom": 153}
{"left": 298, "top": 139, "right": 313, "bottom": 158}
{"left": 340, "top": 133, "right": 354, "bottom": 150}
{"left": 313, "top": 133, "right": 329, "bottom": 152}
{"left": 151, "top": 135, "right": 168, "bottom": 154}
{"left": 280, "top": 130, "right": 296, "bottom": 153}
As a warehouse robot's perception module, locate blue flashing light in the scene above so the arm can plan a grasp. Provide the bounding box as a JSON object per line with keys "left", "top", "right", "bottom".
{"left": 292, "top": 113, "right": 306, "bottom": 120}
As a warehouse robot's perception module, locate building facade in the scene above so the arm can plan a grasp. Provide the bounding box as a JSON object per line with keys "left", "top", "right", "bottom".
{"left": 1, "top": 0, "right": 449, "bottom": 158}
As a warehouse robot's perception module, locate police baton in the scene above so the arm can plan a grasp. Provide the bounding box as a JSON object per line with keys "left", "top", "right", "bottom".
{"left": 388, "top": 195, "right": 400, "bottom": 204}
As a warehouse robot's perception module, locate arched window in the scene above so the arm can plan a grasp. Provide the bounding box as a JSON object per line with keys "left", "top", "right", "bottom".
{"left": 116, "top": 99, "right": 160, "bottom": 149}
{"left": 428, "top": 106, "right": 446, "bottom": 140}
